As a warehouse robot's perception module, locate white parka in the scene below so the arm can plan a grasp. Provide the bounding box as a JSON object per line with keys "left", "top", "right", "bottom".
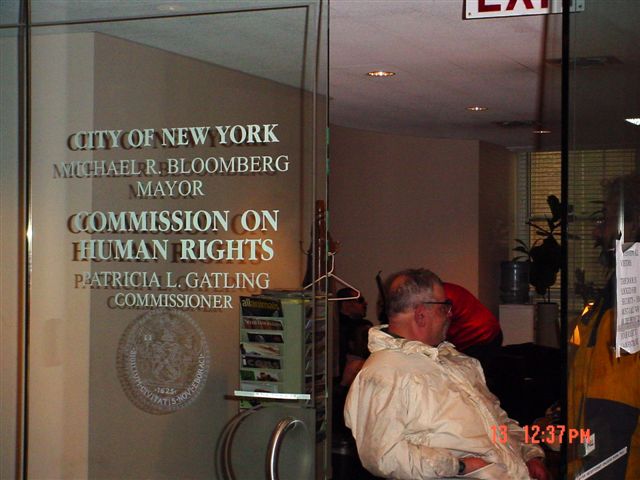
{"left": 344, "top": 326, "right": 544, "bottom": 479}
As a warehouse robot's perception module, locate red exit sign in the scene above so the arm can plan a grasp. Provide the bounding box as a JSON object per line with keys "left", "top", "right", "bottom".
{"left": 464, "top": 0, "right": 584, "bottom": 19}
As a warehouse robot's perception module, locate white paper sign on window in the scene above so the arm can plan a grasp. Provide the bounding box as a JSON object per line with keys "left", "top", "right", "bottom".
{"left": 615, "top": 240, "right": 640, "bottom": 356}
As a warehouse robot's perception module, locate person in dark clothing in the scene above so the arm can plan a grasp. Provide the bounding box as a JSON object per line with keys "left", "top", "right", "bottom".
{"left": 332, "top": 312, "right": 377, "bottom": 480}
{"left": 336, "top": 287, "right": 373, "bottom": 379}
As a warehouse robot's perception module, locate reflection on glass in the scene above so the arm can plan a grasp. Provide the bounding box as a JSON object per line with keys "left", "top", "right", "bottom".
{"left": 25, "top": 3, "right": 326, "bottom": 479}
{"left": 0, "top": 0, "right": 20, "bottom": 26}
{"left": 30, "top": 0, "right": 309, "bottom": 25}
{"left": 0, "top": 26, "right": 20, "bottom": 480}
{"left": 567, "top": 1, "right": 640, "bottom": 478}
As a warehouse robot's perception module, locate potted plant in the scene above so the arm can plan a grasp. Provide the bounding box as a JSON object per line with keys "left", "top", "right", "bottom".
{"left": 512, "top": 194, "right": 562, "bottom": 303}
{"left": 512, "top": 194, "right": 568, "bottom": 347}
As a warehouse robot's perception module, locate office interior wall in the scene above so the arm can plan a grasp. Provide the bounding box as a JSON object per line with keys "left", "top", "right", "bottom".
{"left": 479, "top": 141, "right": 517, "bottom": 315}
{"left": 330, "top": 125, "right": 510, "bottom": 316}
{"left": 92, "top": 33, "right": 309, "bottom": 478}
{"left": 28, "top": 32, "right": 95, "bottom": 479}
{"left": 329, "top": 125, "right": 514, "bottom": 317}
{"left": 26, "top": 30, "right": 313, "bottom": 479}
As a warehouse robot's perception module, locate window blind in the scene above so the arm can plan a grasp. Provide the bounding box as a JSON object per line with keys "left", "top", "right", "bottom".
{"left": 521, "top": 150, "right": 636, "bottom": 313}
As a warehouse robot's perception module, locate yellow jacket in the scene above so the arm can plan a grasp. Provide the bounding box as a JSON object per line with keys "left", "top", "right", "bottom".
{"left": 569, "top": 285, "right": 640, "bottom": 479}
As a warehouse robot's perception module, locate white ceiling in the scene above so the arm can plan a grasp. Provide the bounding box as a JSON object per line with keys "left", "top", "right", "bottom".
{"left": 329, "top": 0, "right": 560, "bottom": 150}
{"left": 10, "top": 0, "right": 639, "bottom": 150}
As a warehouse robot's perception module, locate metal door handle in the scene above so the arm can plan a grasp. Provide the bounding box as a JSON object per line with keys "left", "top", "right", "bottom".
{"left": 219, "top": 405, "right": 261, "bottom": 480}
{"left": 266, "top": 417, "right": 305, "bottom": 480}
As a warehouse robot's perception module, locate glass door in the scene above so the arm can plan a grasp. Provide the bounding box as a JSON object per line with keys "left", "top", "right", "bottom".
{"left": 2, "top": 1, "right": 328, "bottom": 478}
{"left": 566, "top": 1, "right": 640, "bottom": 479}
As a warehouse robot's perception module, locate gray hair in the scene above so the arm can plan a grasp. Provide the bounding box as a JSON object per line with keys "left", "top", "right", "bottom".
{"left": 384, "top": 268, "right": 443, "bottom": 317}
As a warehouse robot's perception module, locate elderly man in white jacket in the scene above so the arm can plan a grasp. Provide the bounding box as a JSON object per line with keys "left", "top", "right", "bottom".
{"left": 344, "top": 269, "right": 549, "bottom": 479}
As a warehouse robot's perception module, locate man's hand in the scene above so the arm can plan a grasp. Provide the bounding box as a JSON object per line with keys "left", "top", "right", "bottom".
{"left": 461, "top": 456, "right": 490, "bottom": 474}
{"left": 526, "top": 457, "right": 550, "bottom": 480}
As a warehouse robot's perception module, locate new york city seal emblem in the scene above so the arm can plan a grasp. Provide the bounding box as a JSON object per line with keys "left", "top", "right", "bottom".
{"left": 117, "top": 309, "right": 210, "bottom": 414}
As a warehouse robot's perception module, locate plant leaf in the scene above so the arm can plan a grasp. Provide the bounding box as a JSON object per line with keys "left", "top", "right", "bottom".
{"left": 547, "top": 195, "right": 562, "bottom": 222}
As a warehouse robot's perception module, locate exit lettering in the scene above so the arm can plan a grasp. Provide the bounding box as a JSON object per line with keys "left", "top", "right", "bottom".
{"left": 465, "top": 0, "right": 584, "bottom": 19}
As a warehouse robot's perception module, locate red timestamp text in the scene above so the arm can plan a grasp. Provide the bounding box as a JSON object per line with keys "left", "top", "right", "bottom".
{"left": 490, "top": 425, "right": 591, "bottom": 445}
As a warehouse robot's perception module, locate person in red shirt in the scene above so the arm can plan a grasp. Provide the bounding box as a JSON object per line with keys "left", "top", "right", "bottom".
{"left": 443, "top": 282, "right": 503, "bottom": 375}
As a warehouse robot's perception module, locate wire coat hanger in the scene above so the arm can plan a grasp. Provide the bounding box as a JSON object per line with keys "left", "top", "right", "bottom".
{"left": 303, "top": 252, "right": 360, "bottom": 301}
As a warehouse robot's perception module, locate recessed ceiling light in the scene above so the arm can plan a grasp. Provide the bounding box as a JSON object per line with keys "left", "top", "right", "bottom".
{"left": 533, "top": 128, "right": 551, "bottom": 134}
{"left": 466, "top": 106, "right": 488, "bottom": 112}
{"left": 157, "top": 4, "right": 181, "bottom": 12}
{"left": 625, "top": 118, "right": 640, "bottom": 126}
{"left": 367, "top": 70, "right": 396, "bottom": 77}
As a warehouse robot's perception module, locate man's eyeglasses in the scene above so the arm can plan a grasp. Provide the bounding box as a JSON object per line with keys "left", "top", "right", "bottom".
{"left": 421, "top": 299, "right": 453, "bottom": 315}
